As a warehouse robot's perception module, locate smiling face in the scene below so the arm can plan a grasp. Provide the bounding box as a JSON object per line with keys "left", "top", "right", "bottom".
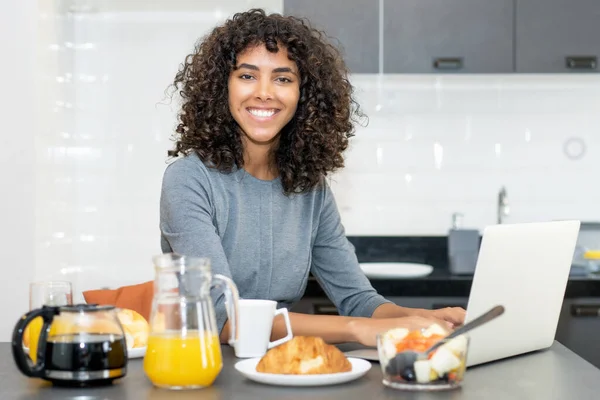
{"left": 228, "top": 44, "right": 300, "bottom": 154}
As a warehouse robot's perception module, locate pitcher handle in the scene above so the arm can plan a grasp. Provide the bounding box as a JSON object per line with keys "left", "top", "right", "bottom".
{"left": 211, "top": 274, "right": 239, "bottom": 346}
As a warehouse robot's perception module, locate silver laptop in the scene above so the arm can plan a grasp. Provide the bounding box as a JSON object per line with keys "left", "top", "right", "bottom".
{"left": 345, "top": 220, "right": 581, "bottom": 367}
{"left": 463, "top": 220, "right": 580, "bottom": 366}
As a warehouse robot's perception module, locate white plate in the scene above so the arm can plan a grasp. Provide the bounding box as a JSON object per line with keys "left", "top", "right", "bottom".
{"left": 359, "top": 262, "right": 433, "bottom": 279}
{"left": 24, "top": 346, "right": 146, "bottom": 359}
{"left": 128, "top": 347, "right": 146, "bottom": 359}
{"left": 234, "top": 357, "right": 371, "bottom": 387}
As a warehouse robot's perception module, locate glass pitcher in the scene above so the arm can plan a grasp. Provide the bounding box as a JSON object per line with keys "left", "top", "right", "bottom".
{"left": 143, "top": 253, "right": 239, "bottom": 390}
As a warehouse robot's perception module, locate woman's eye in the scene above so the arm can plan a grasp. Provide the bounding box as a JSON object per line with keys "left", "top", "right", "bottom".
{"left": 240, "top": 74, "right": 254, "bottom": 80}
{"left": 276, "top": 77, "right": 292, "bottom": 83}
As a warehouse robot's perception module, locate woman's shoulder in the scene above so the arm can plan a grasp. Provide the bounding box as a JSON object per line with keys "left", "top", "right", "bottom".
{"left": 317, "top": 176, "right": 334, "bottom": 198}
{"left": 162, "top": 152, "right": 240, "bottom": 195}
{"left": 162, "top": 152, "right": 216, "bottom": 191}
{"left": 163, "top": 152, "right": 225, "bottom": 182}
{"left": 164, "top": 151, "right": 205, "bottom": 172}
{"left": 287, "top": 176, "right": 335, "bottom": 215}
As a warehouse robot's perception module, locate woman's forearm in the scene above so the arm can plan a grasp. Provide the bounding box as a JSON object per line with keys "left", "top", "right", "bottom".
{"left": 271, "top": 312, "right": 362, "bottom": 343}
{"left": 219, "top": 305, "right": 458, "bottom": 347}
{"left": 219, "top": 312, "right": 362, "bottom": 344}
{"left": 371, "top": 302, "right": 424, "bottom": 318}
{"left": 219, "top": 304, "right": 423, "bottom": 345}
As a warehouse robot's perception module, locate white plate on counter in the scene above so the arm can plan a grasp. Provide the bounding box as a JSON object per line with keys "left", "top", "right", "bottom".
{"left": 234, "top": 357, "right": 371, "bottom": 387}
{"left": 128, "top": 347, "right": 146, "bottom": 359}
{"left": 359, "top": 262, "right": 433, "bottom": 279}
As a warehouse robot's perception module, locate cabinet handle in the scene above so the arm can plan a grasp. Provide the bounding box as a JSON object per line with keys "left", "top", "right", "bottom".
{"left": 565, "top": 56, "right": 597, "bottom": 70}
{"left": 313, "top": 304, "right": 338, "bottom": 315}
{"left": 433, "top": 57, "right": 463, "bottom": 70}
{"left": 571, "top": 304, "right": 600, "bottom": 317}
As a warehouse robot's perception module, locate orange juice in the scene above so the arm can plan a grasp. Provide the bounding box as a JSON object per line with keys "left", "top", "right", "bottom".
{"left": 143, "top": 330, "right": 222, "bottom": 388}
{"left": 27, "top": 317, "right": 43, "bottom": 363}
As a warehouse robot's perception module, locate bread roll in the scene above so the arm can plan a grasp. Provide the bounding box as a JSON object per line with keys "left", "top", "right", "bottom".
{"left": 117, "top": 309, "right": 149, "bottom": 349}
{"left": 256, "top": 336, "right": 352, "bottom": 374}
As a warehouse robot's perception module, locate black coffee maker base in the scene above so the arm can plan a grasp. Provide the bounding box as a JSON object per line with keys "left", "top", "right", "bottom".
{"left": 46, "top": 367, "right": 127, "bottom": 387}
{"left": 50, "top": 377, "right": 123, "bottom": 387}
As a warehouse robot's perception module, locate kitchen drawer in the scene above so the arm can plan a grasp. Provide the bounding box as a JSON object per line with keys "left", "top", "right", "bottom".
{"left": 387, "top": 296, "right": 469, "bottom": 310}
{"left": 291, "top": 298, "right": 339, "bottom": 315}
{"left": 555, "top": 298, "right": 600, "bottom": 368}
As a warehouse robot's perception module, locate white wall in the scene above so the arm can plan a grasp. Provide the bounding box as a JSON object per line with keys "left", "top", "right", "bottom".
{"left": 0, "top": 1, "right": 37, "bottom": 341}
{"left": 32, "top": 0, "right": 283, "bottom": 297}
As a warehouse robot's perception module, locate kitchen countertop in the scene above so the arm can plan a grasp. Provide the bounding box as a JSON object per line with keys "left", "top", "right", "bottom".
{"left": 334, "top": 236, "right": 600, "bottom": 299}
{"left": 2, "top": 341, "right": 600, "bottom": 399}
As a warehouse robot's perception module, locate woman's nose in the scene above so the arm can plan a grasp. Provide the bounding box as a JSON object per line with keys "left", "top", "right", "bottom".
{"left": 255, "top": 80, "right": 273, "bottom": 101}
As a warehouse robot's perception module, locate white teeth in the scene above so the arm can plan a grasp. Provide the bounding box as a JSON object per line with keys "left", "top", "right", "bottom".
{"left": 248, "top": 108, "right": 276, "bottom": 117}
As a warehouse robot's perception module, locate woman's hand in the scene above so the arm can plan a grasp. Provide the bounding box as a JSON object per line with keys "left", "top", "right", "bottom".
{"left": 420, "top": 307, "right": 466, "bottom": 329}
{"left": 348, "top": 315, "right": 451, "bottom": 347}
{"left": 372, "top": 303, "right": 466, "bottom": 329}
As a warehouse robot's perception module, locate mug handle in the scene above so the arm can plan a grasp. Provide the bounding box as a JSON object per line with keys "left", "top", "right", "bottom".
{"left": 267, "top": 308, "right": 293, "bottom": 349}
{"left": 11, "top": 305, "right": 60, "bottom": 378}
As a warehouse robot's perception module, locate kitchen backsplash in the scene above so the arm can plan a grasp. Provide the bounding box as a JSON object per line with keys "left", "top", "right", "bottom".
{"left": 33, "top": 0, "right": 600, "bottom": 294}
{"left": 334, "top": 74, "right": 600, "bottom": 235}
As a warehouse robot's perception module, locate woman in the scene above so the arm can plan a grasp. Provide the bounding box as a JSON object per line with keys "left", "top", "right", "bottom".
{"left": 160, "top": 9, "right": 464, "bottom": 347}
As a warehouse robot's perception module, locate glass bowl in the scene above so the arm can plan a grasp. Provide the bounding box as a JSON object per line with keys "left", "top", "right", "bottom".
{"left": 377, "top": 326, "right": 469, "bottom": 391}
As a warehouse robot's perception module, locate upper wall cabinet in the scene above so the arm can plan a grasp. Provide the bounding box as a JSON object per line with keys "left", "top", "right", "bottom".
{"left": 516, "top": 0, "right": 600, "bottom": 73}
{"left": 383, "top": 0, "right": 514, "bottom": 73}
{"left": 283, "top": 0, "right": 600, "bottom": 74}
{"left": 283, "top": 0, "right": 379, "bottom": 73}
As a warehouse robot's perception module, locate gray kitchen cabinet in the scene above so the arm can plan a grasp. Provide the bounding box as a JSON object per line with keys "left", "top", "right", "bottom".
{"left": 383, "top": 0, "right": 514, "bottom": 73}
{"left": 555, "top": 298, "right": 600, "bottom": 369}
{"left": 290, "top": 298, "right": 333, "bottom": 315}
{"left": 516, "top": 0, "right": 600, "bottom": 73}
{"left": 283, "top": 0, "right": 379, "bottom": 73}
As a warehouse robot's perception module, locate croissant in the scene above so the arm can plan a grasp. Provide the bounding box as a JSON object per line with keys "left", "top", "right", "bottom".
{"left": 256, "top": 336, "right": 352, "bottom": 374}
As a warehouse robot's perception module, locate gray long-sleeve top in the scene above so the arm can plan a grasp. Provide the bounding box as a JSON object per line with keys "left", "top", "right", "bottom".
{"left": 159, "top": 153, "right": 390, "bottom": 333}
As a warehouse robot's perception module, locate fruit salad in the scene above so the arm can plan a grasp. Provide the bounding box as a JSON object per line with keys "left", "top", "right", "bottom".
{"left": 377, "top": 324, "right": 468, "bottom": 390}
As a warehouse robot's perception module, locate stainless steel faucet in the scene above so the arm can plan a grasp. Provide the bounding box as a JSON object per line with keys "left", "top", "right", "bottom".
{"left": 497, "top": 186, "right": 510, "bottom": 224}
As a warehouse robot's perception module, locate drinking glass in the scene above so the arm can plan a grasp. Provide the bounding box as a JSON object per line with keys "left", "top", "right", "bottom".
{"left": 28, "top": 281, "right": 73, "bottom": 362}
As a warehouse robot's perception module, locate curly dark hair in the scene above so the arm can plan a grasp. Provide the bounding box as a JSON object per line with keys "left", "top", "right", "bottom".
{"left": 169, "top": 8, "right": 366, "bottom": 194}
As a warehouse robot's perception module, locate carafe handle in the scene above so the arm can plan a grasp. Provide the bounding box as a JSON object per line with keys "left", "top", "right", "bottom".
{"left": 11, "top": 305, "right": 60, "bottom": 378}
{"left": 211, "top": 274, "right": 239, "bottom": 346}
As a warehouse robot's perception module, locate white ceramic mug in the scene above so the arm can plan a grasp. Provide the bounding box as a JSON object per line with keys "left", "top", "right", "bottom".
{"left": 233, "top": 299, "right": 293, "bottom": 358}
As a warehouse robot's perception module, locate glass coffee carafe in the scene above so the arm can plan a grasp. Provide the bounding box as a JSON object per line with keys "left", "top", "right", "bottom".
{"left": 143, "top": 253, "right": 239, "bottom": 390}
{"left": 12, "top": 304, "right": 127, "bottom": 387}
